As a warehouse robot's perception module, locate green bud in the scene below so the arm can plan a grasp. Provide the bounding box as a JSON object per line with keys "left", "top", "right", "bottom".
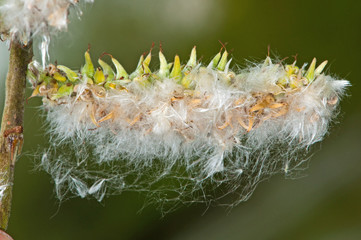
{"left": 158, "top": 51, "right": 169, "bottom": 78}
{"left": 52, "top": 71, "right": 67, "bottom": 82}
{"left": 262, "top": 56, "right": 272, "bottom": 68}
{"left": 111, "top": 57, "right": 128, "bottom": 79}
{"left": 217, "top": 50, "right": 228, "bottom": 71}
{"left": 57, "top": 65, "right": 78, "bottom": 82}
{"left": 39, "top": 72, "right": 53, "bottom": 84}
{"left": 51, "top": 84, "right": 73, "bottom": 100}
{"left": 170, "top": 55, "right": 181, "bottom": 80}
{"left": 186, "top": 46, "right": 197, "bottom": 69}
{"left": 81, "top": 50, "right": 95, "bottom": 78}
{"left": 98, "top": 59, "right": 115, "bottom": 81}
{"left": 181, "top": 73, "right": 193, "bottom": 89}
{"left": 315, "top": 60, "right": 328, "bottom": 76}
{"left": 94, "top": 67, "right": 105, "bottom": 84}
{"left": 144, "top": 51, "right": 152, "bottom": 66}
{"left": 305, "top": 58, "right": 316, "bottom": 83}
{"left": 130, "top": 55, "right": 145, "bottom": 79}
{"left": 207, "top": 52, "right": 221, "bottom": 69}
{"left": 142, "top": 62, "right": 152, "bottom": 74}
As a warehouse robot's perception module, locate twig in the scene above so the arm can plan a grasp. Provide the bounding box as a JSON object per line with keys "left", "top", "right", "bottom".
{"left": 0, "top": 39, "right": 33, "bottom": 230}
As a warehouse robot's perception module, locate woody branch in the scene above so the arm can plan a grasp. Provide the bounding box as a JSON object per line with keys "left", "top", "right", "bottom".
{"left": 0, "top": 38, "right": 33, "bottom": 230}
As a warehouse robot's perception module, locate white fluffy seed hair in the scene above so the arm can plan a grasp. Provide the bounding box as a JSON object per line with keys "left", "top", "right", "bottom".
{"left": 0, "top": 0, "right": 93, "bottom": 43}
{"left": 31, "top": 53, "right": 349, "bottom": 208}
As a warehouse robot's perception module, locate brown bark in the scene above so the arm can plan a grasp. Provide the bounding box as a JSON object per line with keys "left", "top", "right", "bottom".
{"left": 0, "top": 40, "right": 33, "bottom": 230}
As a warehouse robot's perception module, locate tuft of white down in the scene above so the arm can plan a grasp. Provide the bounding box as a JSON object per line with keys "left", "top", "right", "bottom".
{"left": 0, "top": 0, "right": 93, "bottom": 44}
{"left": 39, "top": 61, "right": 349, "bottom": 207}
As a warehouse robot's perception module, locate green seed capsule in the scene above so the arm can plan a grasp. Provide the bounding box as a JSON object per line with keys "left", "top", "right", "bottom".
{"left": 186, "top": 46, "right": 197, "bottom": 69}
{"left": 52, "top": 71, "right": 67, "bottom": 82}
{"left": 98, "top": 59, "right": 115, "bottom": 81}
{"left": 305, "top": 58, "right": 316, "bottom": 83}
{"left": 217, "top": 50, "right": 228, "bottom": 71}
{"left": 111, "top": 57, "right": 128, "bottom": 79}
{"left": 262, "top": 56, "right": 272, "bottom": 68}
{"left": 144, "top": 51, "right": 152, "bottom": 67}
{"left": 39, "top": 72, "right": 53, "bottom": 84}
{"left": 181, "top": 72, "right": 194, "bottom": 89}
{"left": 94, "top": 67, "right": 105, "bottom": 84}
{"left": 170, "top": 55, "right": 181, "bottom": 81}
{"left": 81, "top": 50, "right": 95, "bottom": 78}
{"left": 51, "top": 84, "right": 73, "bottom": 100}
{"left": 130, "top": 55, "right": 145, "bottom": 79}
{"left": 315, "top": 60, "right": 328, "bottom": 76}
{"left": 142, "top": 62, "right": 152, "bottom": 74}
{"left": 142, "top": 51, "right": 152, "bottom": 75}
{"left": 158, "top": 51, "right": 169, "bottom": 78}
{"left": 57, "top": 65, "right": 78, "bottom": 82}
{"left": 207, "top": 52, "right": 221, "bottom": 69}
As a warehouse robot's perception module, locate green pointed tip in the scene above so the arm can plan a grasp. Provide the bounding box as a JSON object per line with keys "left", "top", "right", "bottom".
{"left": 216, "top": 50, "right": 228, "bottom": 71}
{"left": 170, "top": 55, "right": 181, "bottom": 80}
{"left": 57, "top": 65, "right": 78, "bottom": 82}
{"left": 208, "top": 52, "right": 222, "bottom": 69}
{"left": 305, "top": 57, "right": 317, "bottom": 82}
{"left": 263, "top": 56, "right": 272, "bottom": 67}
{"left": 315, "top": 60, "right": 328, "bottom": 76}
{"left": 94, "top": 67, "right": 105, "bottom": 84}
{"left": 186, "top": 46, "right": 197, "bottom": 68}
{"left": 142, "top": 62, "right": 152, "bottom": 74}
{"left": 158, "top": 51, "right": 169, "bottom": 78}
{"left": 130, "top": 55, "right": 145, "bottom": 79}
{"left": 136, "top": 55, "right": 145, "bottom": 69}
{"left": 98, "top": 59, "right": 115, "bottom": 80}
{"left": 82, "top": 50, "right": 95, "bottom": 78}
{"left": 144, "top": 51, "right": 152, "bottom": 66}
{"left": 224, "top": 58, "right": 232, "bottom": 73}
{"left": 111, "top": 57, "right": 128, "bottom": 79}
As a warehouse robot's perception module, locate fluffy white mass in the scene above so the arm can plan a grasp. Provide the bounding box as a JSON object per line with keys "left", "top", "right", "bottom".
{"left": 28, "top": 49, "right": 349, "bottom": 208}
{"left": 0, "top": 0, "right": 93, "bottom": 67}
{"left": 0, "top": 0, "right": 93, "bottom": 42}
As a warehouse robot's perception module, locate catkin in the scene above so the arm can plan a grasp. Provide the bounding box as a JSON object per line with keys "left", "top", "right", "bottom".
{"left": 28, "top": 46, "right": 349, "bottom": 206}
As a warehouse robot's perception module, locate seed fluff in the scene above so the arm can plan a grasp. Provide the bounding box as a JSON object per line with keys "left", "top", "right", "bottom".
{"left": 27, "top": 46, "right": 349, "bottom": 209}
{"left": 0, "top": 0, "right": 93, "bottom": 67}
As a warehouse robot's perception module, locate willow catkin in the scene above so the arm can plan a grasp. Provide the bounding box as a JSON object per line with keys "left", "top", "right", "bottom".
{"left": 27, "top": 46, "right": 349, "bottom": 207}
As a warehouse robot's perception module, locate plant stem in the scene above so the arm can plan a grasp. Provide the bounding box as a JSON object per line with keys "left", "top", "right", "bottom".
{"left": 0, "top": 39, "right": 33, "bottom": 230}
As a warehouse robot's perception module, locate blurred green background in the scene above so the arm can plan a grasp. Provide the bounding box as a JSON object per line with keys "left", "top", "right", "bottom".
{"left": 1, "top": 0, "right": 361, "bottom": 239}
